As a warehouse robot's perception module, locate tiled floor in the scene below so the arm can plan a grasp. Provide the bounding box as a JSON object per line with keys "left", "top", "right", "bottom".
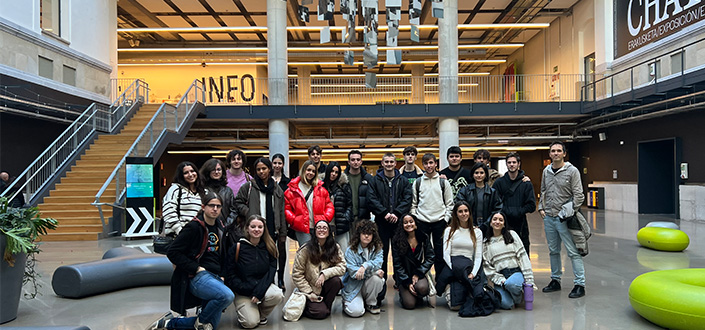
{"left": 4, "top": 208, "right": 704, "bottom": 329}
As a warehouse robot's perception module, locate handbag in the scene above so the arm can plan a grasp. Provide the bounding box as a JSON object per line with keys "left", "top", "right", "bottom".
{"left": 282, "top": 288, "right": 307, "bottom": 321}
{"left": 153, "top": 187, "right": 181, "bottom": 254}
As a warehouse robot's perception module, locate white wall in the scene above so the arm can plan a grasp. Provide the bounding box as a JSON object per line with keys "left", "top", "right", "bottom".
{"left": 0, "top": 0, "right": 38, "bottom": 30}
{"left": 501, "top": 0, "right": 595, "bottom": 77}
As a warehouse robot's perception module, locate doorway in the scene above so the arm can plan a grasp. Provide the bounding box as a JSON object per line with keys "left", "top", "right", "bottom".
{"left": 637, "top": 138, "right": 681, "bottom": 217}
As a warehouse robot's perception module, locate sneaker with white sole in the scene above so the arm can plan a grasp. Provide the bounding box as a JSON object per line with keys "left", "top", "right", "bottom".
{"left": 366, "top": 304, "right": 381, "bottom": 314}
{"left": 146, "top": 312, "right": 174, "bottom": 330}
{"left": 259, "top": 317, "right": 268, "bottom": 325}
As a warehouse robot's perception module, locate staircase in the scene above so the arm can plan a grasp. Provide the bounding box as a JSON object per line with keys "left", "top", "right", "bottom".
{"left": 38, "top": 104, "right": 162, "bottom": 241}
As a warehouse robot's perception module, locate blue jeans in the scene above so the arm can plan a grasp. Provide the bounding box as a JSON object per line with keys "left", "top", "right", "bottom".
{"left": 168, "top": 271, "right": 234, "bottom": 329}
{"left": 543, "top": 215, "right": 585, "bottom": 286}
{"left": 496, "top": 272, "right": 524, "bottom": 309}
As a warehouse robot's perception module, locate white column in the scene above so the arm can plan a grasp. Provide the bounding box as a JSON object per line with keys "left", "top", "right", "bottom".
{"left": 438, "top": 117, "right": 459, "bottom": 169}
{"left": 411, "top": 64, "right": 425, "bottom": 104}
{"left": 438, "top": 0, "right": 458, "bottom": 104}
{"left": 267, "top": 0, "right": 288, "bottom": 105}
{"left": 297, "top": 66, "right": 311, "bottom": 105}
{"left": 594, "top": 0, "right": 614, "bottom": 75}
{"left": 269, "top": 119, "right": 290, "bottom": 176}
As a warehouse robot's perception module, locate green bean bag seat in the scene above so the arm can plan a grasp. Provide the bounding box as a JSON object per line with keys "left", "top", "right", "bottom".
{"left": 637, "top": 227, "right": 689, "bottom": 252}
{"left": 629, "top": 269, "right": 705, "bottom": 330}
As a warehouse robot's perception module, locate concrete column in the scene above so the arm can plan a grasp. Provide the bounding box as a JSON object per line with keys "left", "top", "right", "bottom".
{"left": 411, "top": 64, "right": 425, "bottom": 104}
{"left": 594, "top": 0, "right": 614, "bottom": 75}
{"left": 438, "top": 0, "right": 458, "bottom": 104}
{"left": 438, "top": 117, "right": 459, "bottom": 169}
{"left": 269, "top": 119, "right": 290, "bottom": 176}
{"left": 267, "top": 0, "right": 288, "bottom": 105}
{"left": 297, "top": 66, "right": 311, "bottom": 105}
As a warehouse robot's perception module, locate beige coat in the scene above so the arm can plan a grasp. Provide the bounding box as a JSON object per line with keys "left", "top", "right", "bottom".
{"left": 291, "top": 244, "right": 346, "bottom": 295}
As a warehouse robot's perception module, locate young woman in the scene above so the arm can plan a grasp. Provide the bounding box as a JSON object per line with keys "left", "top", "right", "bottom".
{"left": 284, "top": 160, "right": 335, "bottom": 245}
{"left": 291, "top": 220, "right": 346, "bottom": 320}
{"left": 454, "top": 162, "right": 502, "bottom": 232}
{"left": 233, "top": 157, "right": 287, "bottom": 291}
{"left": 150, "top": 191, "right": 234, "bottom": 330}
{"left": 163, "top": 161, "right": 205, "bottom": 235}
{"left": 483, "top": 212, "right": 534, "bottom": 310}
{"left": 200, "top": 158, "right": 237, "bottom": 226}
{"left": 437, "top": 201, "right": 484, "bottom": 310}
{"left": 391, "top": 214, "right": 435, "bottom": 310}
{"left": 226, "top": 215, "right": 284, "bottom": 328}
{"left": 341, "top": 220, "right": 385, "bottom": 317}
{"left": 226, "top": 149, "right": 252, "bottom": 197}
{"left": 271, "top": 153, "right": 290, "bottom": 193}
{"left": 322, "top": 161, "right": 353, "bottom": 252}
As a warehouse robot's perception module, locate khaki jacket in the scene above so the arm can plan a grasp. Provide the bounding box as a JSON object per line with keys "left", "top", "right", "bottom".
{"left": 291, "top": 244, "right": 346, "bottom": 295}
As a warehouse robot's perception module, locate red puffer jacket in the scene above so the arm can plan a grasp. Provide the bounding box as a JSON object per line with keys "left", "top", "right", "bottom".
{"left": 285, "top": 177, "right": 334, "bottom": 233}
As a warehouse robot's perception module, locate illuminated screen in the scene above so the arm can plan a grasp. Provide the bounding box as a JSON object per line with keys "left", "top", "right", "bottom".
{"left": 126, "top": 164, "right": 153, "bottom": 198}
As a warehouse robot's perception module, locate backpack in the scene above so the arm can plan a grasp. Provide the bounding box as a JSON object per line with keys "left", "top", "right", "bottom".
{"left": 414, "top": 176, "right": 447, "bottom": 200}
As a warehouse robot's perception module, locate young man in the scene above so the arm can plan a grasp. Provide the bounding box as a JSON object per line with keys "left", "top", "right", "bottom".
{"left": 226, "top": 149, "right": 252, "bottom": 195}
{"left": 493, "top": 152, "right": 536, "bottom": 253}
{"left": 400, "top": 146, "right": 423, "bottom": 184}
{"left": 308, "top": 145, "right": 327, "bottom": 176}
{"left": 368, "top": 152, "right": 412, "bottom": 303}
{"left": 344, "top": 149, "right": 372, "bottom": 221}
{"left": 410, "top": 153, "right": 454, "bottom": 274}
{"left": 473, "top": 149, "right": 501, "bottom": 187}
{"left": 439, "top": 146, "right": 473, "bottom": 196}
{"left": 539, "top": 141, "right": 586, "bottom": 298}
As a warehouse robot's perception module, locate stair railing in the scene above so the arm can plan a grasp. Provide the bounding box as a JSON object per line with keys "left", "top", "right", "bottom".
{"left": 0, "top": 79, "right": 149, "bottom": 205}
{"left": 92, "top": 79, "right": 205, "bottom": 234}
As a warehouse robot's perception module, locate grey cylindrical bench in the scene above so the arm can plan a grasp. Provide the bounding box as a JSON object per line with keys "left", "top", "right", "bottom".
{"left": 52, "top": 253, "right": 172, "bottom": 298}
{"left": 101, "top": 246, "right": 146, "bottom": 259}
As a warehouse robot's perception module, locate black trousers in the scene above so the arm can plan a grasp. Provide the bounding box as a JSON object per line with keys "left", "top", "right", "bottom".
{"left": 416, "top": 220, "right": 448, "bottom": 275}
{"left": 375, "top": 217, "right": 397, "bottom": 302}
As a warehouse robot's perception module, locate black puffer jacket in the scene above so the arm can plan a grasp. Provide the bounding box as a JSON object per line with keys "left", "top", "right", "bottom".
{"left": 392, "top": 231, "right": 435, "bottom": 287}
{"left": 345, "top": 167, "right": 373, "bottom": 220}
{"left": 493, "top": 170, "right": 536, "bottom": 232}
{"left": 225, "top": 237, "right": 277, "bottom": 300}
{"left": 327, "top": 172, "right": 353, "bottom": 235}
{"left": 368, "top": 169, "right": 413, "bottom": 219}
{"left": 455, "top": 183, "right": 503, "bottom": 231}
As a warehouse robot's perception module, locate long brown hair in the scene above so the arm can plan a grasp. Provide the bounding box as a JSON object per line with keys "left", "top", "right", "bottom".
{"left": 349, "top": 220, "right": 383, "bottom": 254}
{"left": 447, "top": 201, "right": 477, "bottom": 247}
{"left": 305, "top": 220, "right": 341, "bottom": 265}
{"left": 244, "top": 215, "right": 278, "bottom": 258}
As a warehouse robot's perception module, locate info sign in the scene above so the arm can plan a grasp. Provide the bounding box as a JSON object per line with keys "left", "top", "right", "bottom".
{"left": 616, "top": 0, "right": 705, "bottom": 57}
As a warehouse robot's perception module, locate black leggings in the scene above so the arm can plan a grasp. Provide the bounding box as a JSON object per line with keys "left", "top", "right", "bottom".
{"left": 399, "top": 277, "right": 430, "bottom": 309}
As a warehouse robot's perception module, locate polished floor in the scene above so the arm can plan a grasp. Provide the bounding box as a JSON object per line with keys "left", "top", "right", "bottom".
{"left": 5, "top": 208, "right": 704, "bottom": 330}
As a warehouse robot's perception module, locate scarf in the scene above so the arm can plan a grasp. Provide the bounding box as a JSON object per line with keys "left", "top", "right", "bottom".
{"left": 255, "top": 175, "right": 277, "bottom": 239}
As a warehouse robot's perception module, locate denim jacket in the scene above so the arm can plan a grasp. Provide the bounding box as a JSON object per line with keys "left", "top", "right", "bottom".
{"left": 341, "top": 244, "right": 384, "bottom": 302}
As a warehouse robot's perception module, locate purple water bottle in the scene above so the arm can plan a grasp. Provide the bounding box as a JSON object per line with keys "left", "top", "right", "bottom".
{"left": 523, "top": 283, "right": 534, "bottom": 310}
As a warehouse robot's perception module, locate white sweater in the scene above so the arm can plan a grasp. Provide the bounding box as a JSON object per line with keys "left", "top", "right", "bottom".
{"left": 482, "top": 230, "right": 534, "bottom": 286}
{"left": 443, "top": 226, "right": 484, "bottom": 277}
{"left": 410, "top": 172, "right": 454, "bottom": 223}
{"left": 162, "top": 183, "right": 202, "bottom": 235}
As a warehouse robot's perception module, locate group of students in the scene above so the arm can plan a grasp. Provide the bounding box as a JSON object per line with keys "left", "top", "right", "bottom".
{"left": 151, "top": 141, "right": 585, "bottom": 329}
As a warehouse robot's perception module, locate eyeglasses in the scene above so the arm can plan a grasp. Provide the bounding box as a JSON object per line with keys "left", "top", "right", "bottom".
{"left": 211, "top": 168, "right": 223, "bottom": 172}
{"left": 206, "top": 204, "right": 222, "bottom": 209}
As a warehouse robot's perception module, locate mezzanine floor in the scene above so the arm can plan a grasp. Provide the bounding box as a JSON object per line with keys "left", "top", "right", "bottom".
{"left": 5, "top": 208, "right": 705, "bottom": 330}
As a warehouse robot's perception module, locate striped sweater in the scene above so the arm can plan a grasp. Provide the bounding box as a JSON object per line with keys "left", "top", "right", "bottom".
{"left": 162, "top": 183, "right": 202, "bottom": 235}
{"left": 482, "top": 230, "right": 534, "bottom": 286}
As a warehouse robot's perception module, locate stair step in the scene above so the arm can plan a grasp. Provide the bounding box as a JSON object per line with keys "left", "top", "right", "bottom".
{"left": 39, "top": 208, "right": 111, "bottom": 216}
{"left": 53, "top": 224, "right": 103, "bottom": 233}
{"left": 40, "top": 232, "right": 100, "bottom": 241}
{"left": 43, "top": 196, "right": 98, "bottom": 204}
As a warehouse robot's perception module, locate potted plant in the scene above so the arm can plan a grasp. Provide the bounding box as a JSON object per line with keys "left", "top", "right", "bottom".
{"left": 0, "top": 197, "right": 57, "bottom": 324}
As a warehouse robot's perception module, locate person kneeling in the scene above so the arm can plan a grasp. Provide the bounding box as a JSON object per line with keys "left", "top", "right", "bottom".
{"left": 151, "top": 191, "right": 234, "bottom": 330}
{"left": 291, "top": 220, "right": 346, "bottom": 319}
{"left": 392, "top": 214, "right": 435, "bottom": 310}
{"left": 342, "top": 220, "right": 386, "bottom": 316}
{"left": 226, "top": 215, "right": 284, "bottom": 328}
{"left": 482, "top": 212, "right": 534, "bottom": 310}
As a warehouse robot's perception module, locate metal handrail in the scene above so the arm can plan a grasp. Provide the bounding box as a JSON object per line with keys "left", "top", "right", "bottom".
{"left": 582, "top": 36, "right": 705, "bottom": 103}
{"left": 0, "top": 79, "right": 148, "bottom": 204}
{"left": 92, "top": 79, "right": 205, "bottom": 231}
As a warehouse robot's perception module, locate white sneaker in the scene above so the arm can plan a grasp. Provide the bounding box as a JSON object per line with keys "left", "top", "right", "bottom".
{"left": 146, "top": 311, "right": 174, "bottom": 330}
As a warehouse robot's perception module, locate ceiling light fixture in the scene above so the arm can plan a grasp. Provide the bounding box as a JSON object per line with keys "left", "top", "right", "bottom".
{"left": 117, "top": 23, "right": 548, "bottom": 34}
{"left": 117, "top": 43, "right": 523, "bottom": 53}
